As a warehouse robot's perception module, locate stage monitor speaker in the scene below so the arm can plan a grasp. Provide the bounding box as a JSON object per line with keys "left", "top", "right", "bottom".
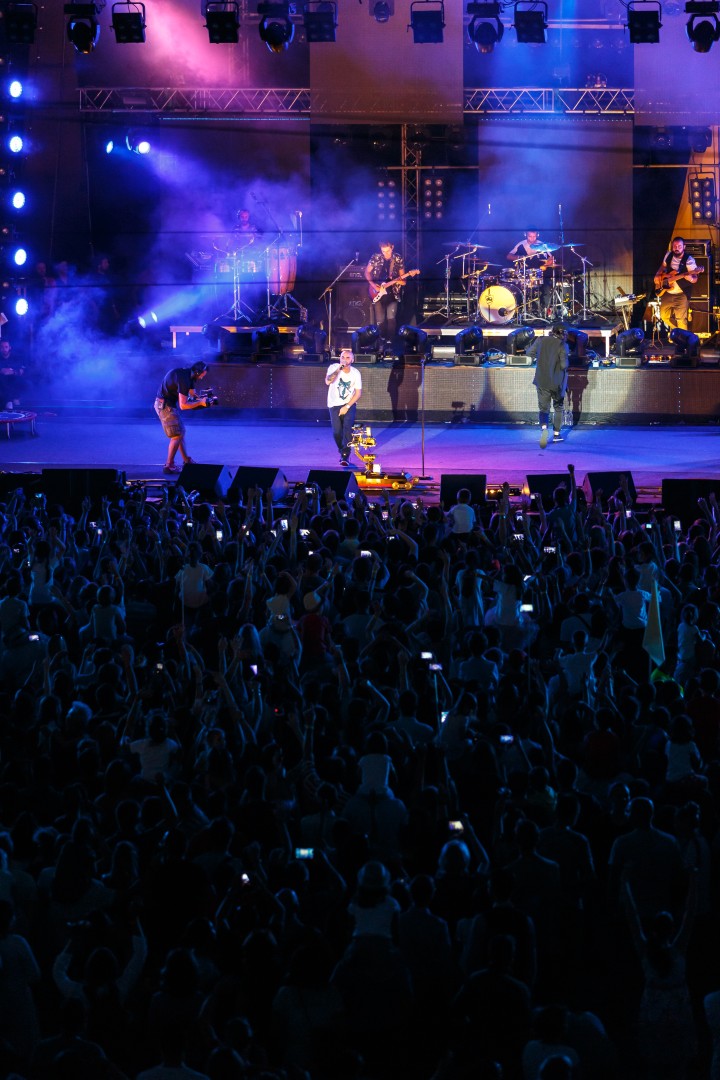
{"left": 684, "top": 240, "right": 711, "bottom": 302}
{"left": 526, "top": 473, "right": 573, "bottom": 511}
{"left": 178, "top": 463, "right": 235, "bottom": 500}
{"left": 661, "top": 477, "right": 720, "bottom": 524}
{"left": 306, "top": 469, "right": 360, "bottom": 504}
{"left": 335, "top": 282, "right": 373, "bottom": 330}
{"left": 439, "top": 473, "right": 487, "bottom": 507}
{"left": 40, "top": 468, "right": 126, "bottom": 513}
{"left": 228, "top": 467, "right": 288, "bottom": 504}
{"left": 583, "top": 470, "right": 637, "bottom": 506}
{"left": 453, "top": 354, "right": 483, "bottom": 366}
{"left": 354, "top": 353, "right": 378, "bottom": 365}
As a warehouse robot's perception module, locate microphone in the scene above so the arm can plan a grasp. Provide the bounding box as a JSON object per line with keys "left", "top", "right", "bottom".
{"left": 295, "top": 210, "right": 303, "bottom": 218}
{"left": 558, "top": 203, "right": 562, "bottom": 215}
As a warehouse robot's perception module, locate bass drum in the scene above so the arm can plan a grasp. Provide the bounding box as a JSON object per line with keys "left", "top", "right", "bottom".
{"left": 268, "top": 246, "right": 297, "bottom": 296}
{"left": 478, "top": 283, "right": 522, "bottom": 325}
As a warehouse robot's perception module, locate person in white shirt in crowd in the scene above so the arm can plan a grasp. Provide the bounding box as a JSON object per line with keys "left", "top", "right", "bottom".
{"left": 446, "top": 487, "right": 476, "bottom": 535}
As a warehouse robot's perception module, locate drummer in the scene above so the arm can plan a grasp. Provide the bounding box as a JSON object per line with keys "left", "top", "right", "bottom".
{"left": 234, "top": 208, "right": 263, "bottom": 242}
{"left": 506, "top": 229, "right": 555, "bottom": 319}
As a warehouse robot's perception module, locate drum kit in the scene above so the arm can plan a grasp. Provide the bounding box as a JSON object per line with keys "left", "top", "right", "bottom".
{"left": 432, "top": 239, "right": 589, "bottom": 326}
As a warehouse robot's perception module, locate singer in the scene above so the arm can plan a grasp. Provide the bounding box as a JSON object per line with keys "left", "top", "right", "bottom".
{"left": 325, "top": 348, "right": 362, "bottom": 467}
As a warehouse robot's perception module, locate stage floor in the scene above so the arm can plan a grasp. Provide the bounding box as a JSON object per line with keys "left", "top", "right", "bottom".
{"left": 1, "top": 413, "right": 720, "bottom": 498}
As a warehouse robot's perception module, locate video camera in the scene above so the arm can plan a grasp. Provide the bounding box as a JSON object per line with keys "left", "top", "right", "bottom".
{"left": 196, "top": 388, "right": 219, "bottom": 407}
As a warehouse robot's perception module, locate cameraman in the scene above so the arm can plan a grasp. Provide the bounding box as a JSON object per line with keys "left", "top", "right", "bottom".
{"left": 154, "top": 360, "right": 211, "bottom": 474}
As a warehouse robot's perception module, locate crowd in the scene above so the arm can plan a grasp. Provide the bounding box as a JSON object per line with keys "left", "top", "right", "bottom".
{"left": 0, "top": 467, "right": 719, "bottom": 1079}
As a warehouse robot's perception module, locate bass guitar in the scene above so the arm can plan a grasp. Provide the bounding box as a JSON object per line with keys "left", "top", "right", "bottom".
{"left": 656, "top": 265, "right": 703, "bottom": 299}
{"left": 370, "top": 268, "right": 420, "bottom": 304}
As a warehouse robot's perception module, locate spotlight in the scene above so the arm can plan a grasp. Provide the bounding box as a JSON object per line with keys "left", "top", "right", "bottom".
{"left": 507, "top": 327, "right": 536, "bottom": 354}
{"left": 398, "top": 324, "right": 429, "bottom": 355}
{"left": 685, "top": 0, "right": 720, "bottom": 50}
{"left": 111, "top": 2, "right": 146, "bottom": 43}
{"left": 64, "top": 3, "right": 100, "bottom": 53}
{"left": 565, "top": 327, "right": 589, "bottom": 362}
{"left": 351, "top": 324, "right": 381, "bottom": 353}
{"left": 409, "top": 0, "right": 445, "bottom": 43}
{"left": 298, "top": 322, "right": 327, "bottom": 356}
{"left": 258, "top": 1, "right": 294, "bottom": 53}
{"left": 689, "top": 174, "right": 716, "bottom": 222}
{"left": 125, "top": 132, "right": 150, "bottom": 154}
{"left": 105, "top": 139, "right": 114, "bottom": 154}
{"left": 303, "top": 1, "right": 336, "bottom": 41}
{"left": 454, "top": 325, "right": 484, "bottom": 358}
{"left": 514, "top": 1, "right": 547, "bottom": 42}
{"left": 13, "top": 246, "right": 26, "bottom": 266}
{"left": 8, "top": 134, "right": 23, "bottom": 153}
{"left": 626, "top": 1, "right": 662, "bottom": 42}
{"left": 670, "top": 327, "right": 700, "bottom": 364}
{"left": 11, "top": 191, "right": 25, "bottom": 209}
{"left": 2, "top": 3, "right": 38, "bottom": 45}
{"left": 252, "top": 324, "right": 283, "bottom": 357}
{"left": 468, "top": 2, "right": 504, "bottom": 53}
{"left": 616, "top": 327, "right": 645, "bottom": 357}
{"left": 371, "top": 0, "right": 393, "bottom": 20}
{"left": 8, "top": 81, "right": 23, "bottom": 100}
{"left": 15, "top": 296, "right": 28, "bottom": 316}
{"left": 203, "top": 1, "right": 240, "bottom": 43}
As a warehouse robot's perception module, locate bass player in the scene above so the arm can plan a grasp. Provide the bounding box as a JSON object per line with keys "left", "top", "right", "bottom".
{"left": 364, "top": 239, "right": 413, "bottom": 344}
{"left": 653, "top": 236, "right": 701, "bottom": 332}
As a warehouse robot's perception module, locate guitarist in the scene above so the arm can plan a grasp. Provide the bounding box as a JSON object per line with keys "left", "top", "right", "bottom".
{"left": 364, "top": 239, "right": 406, "bottom": 344}
{"left": 653, "top": 236, "right": 699, "bottom": 331}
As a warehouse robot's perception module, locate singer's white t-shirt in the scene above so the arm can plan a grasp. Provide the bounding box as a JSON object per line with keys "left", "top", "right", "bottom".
{"left": 326, "top": 363, "right": 362, "bottom": 409}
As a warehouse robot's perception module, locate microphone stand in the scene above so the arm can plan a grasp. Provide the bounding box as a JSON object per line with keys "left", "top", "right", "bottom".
{"left": 319, "top": 258, "right": 357, "bottom": 352}
{"left": 573, "top": 248, "right": 594, "bottom": 322}
{"left": 419, "top": 349, "right": 432, "bottom": 481}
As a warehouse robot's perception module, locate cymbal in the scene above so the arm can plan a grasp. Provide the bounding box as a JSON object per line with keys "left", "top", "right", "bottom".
{"left": 562, "top": 242, "right": 584, "bottom": 248}
{"left": 443, "top": 241, "right": 489, "bottom": 249}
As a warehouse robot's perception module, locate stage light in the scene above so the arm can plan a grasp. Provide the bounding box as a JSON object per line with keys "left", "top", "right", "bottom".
{"left": 507, "top": 327, "right": 536, "bottom": 354}
{"left": 258, "top": 1, "right": 294, "bottom": 52}
{"left": 626, "top": 1, "right": 662, "bottom": 42}
{"left": 409, "top": 0, "right": 445, "bottom": 43}
{"left": 2, "top": 3, "right": 38, "bottom": 44}
{"left": 126, "top": 132, "right": 150, "bottom": 154}
{"left": 252, "top": 324, "right": 283, "bottom": 356}
{"left": 670, "top": 327, "right": 700, "bottom": 362}
{"left": 514, "top": 1, "right": 547, "bottom": 42}
{"left": 105, "top": 139, "right": 114, "bottom": 154}
{"left": 454, "top": 325, "right": 484, "bottom": 355}
{"left": 685, "top": 0, "right": 720, "bottom": 50}
{"left": 376, "top": 176, "right": 398, "bottom": 222}
{"left": 398, "top": 324, "right": 429, "bottom": 355}
{"left": 565, "top": 327, "right": 589, "bottom": 359}
{"left": 468, "top": 1, "right": 504, "bottom": 52}
{"left": 15, "top": 296, "right": 28, "bottom": 315}
{"left": 11, "top": 191, "right": 25, "bottom": 209}
{"left": 422, "top": 175, "right": 445, "bottom": 220}
{"left": 64, "top": 3, "right": 100, "bottom": 53}
{"left": 616, "top": 327, "right": 645, "bottom": 356}
{"left": 111, "top": 2, "right": 146, "bottom": 43}
{"left": 689, "top": 174, "right": 716, "bottom": 222}
{"left": 8, "top": 81, "right": 23, "bottom": 100}
{"left": 8, "top": 135, "right": 23, "bottom": 153}
{"left": 371, "top": 1, "right": 393, "bottom": 20}
{"left": 303, "top": 1, "right": 336, "bottom": 41}
{"left": 204, "top": 2, "right": 240, "bottom": 43}
{"left": 352, "top": 324, "right": 381, "bottom": 353}
{"left": 13, "top": 246, "right": 26, "bottom": 266}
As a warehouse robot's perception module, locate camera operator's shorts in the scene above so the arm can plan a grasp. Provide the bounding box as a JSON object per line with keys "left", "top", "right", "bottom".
{"left": 154, "top": 398, "right": 185, "bottom": 438}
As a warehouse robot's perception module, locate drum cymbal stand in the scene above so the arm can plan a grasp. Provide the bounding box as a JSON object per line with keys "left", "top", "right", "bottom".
{"left": 216, "top": 256, "right": 256, "bottom": 324}
{"left": 424, "top": 250, "right": 457, "bottom": 321}
{"left": 571, "top": 248, "right": 599, "bottom": 322}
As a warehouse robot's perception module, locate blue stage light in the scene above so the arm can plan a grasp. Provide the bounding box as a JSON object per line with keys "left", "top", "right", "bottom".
{"left": 105, "top": 140, "right": 114, "bottom": 154}
{"left": 8, "top": 80, "right": 23, "bottom": 99}
{"left": 8, "top": 135, "right": 24, "bottom": 154}
{"left": 11, "top": 191, "right": 26, "bottom": 209}
{"left": 15, "top": 297, "right": 28, "bottom": 315}
{"left": 13, "top": 247, "right": 27, "bottom": 266}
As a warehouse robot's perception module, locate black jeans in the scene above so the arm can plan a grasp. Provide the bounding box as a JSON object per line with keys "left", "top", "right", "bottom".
{"left": 329, "top": 404, "right": 357, "bottom": 459}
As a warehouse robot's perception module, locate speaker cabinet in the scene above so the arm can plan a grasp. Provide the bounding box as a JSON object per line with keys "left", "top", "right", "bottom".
{"left": 439, "top": 474, "right": 487, "bottom": 507}
{"left": 662, "top": 477, "right": 720, "bottom": 524}
{"left": 335, "top": 282, "right": 373, "bottom": 330}
{"left": 229, "top": 467, "right": 288, "bottom": 504}
{"left": 526, "top": 473, "right": 573, "bottom": 511}
{"left": 684, "top": 240, "right": 711, "bottom": 302}
{"left": 306, "top": 469, "right": 360, "bottom": 504}
{"left": 178, "top": 463, "right": 236, "bottom": 500}
{"left": 40, "top": 468, "right": 125, "bottom": 514}
{"left": 583, "top": 471, "right": 637, "bottom": 506}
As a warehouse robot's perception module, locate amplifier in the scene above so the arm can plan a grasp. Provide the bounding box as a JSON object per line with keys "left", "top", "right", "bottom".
{"left": 341, "top": 266, "right": 366, "bottom": 281}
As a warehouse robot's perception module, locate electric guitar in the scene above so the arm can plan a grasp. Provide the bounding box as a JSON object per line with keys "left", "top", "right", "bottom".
{"left": 656, "top": 266, "right": 703, "bottom": 299}
{"left": 370, "top": 268, "right": 420, "bottom": 303}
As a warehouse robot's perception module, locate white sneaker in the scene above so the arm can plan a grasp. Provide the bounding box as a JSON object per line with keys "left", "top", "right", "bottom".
{"left": 539, "top": 427, "right": 548, "bottom": 449}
